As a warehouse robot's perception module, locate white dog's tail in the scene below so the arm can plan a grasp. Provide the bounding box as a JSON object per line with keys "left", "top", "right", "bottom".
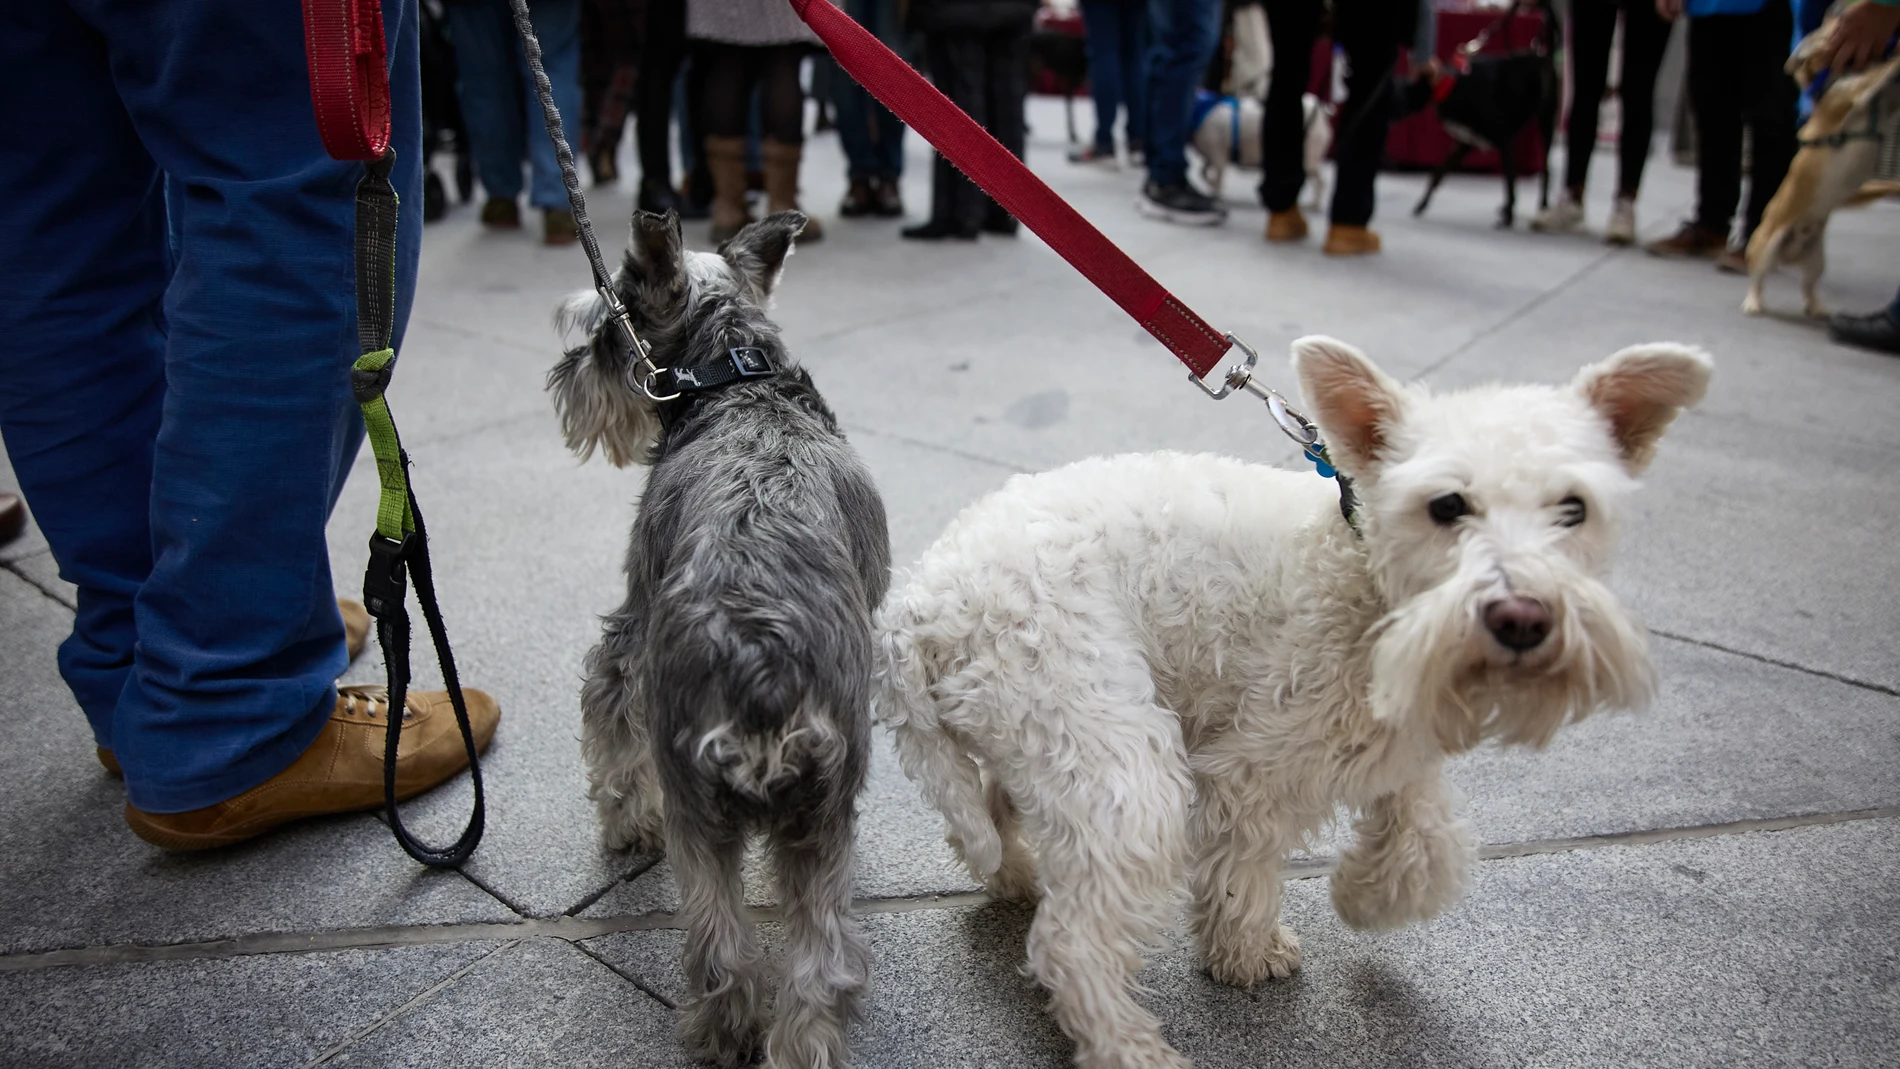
{"left": 873, "top": 616, "right": 1005, "bottom": 880}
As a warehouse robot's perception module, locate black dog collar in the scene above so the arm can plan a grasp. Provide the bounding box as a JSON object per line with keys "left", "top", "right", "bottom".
{"left": 650, "top": 346, "right": 776, "bottom": 397}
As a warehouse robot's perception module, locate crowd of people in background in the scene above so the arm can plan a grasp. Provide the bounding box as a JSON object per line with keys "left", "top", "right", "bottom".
{"left": 427, "top": 0, "right": 1899, "bottom": 351}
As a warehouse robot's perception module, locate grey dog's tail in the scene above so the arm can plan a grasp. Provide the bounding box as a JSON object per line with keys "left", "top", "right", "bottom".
{"left": 688, "top": 695, "right": 854, "bottom": 805}
{"left": 873, "top": 613, "right": 1004, "bottom": 880}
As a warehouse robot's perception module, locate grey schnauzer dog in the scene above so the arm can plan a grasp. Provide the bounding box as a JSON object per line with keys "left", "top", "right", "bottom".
{"left": 549, "top": 210, "right": 891, "bottom": 1069}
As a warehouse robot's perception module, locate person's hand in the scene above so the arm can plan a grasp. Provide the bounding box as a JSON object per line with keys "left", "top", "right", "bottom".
{"left": 1655, "top": 0, "right": 1684, "bottom": 21}
{"left": 1819, "top": 0, "right": 1900, "bottom": 74}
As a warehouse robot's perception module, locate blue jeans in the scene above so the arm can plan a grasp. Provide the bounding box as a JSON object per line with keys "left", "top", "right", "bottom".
{"left": 0, "top": 0, "right": 423, "bottom": 811}
{"left": 833, "top": 0, "right": 908, "bottom": 179}
{"left": 1081, "top": 0, "right": 1149, "bottom": 153}
{"left": 1144, "top": 0, "right": 1222, "bottom": 186}
{"left": 447, "top": 0, "right": 582, "bottom": 208}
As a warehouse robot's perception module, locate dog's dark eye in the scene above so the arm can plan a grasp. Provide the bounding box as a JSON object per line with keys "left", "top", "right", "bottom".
{"left": 1559, "top": 495, "right": 1587, "bottom": 527}
{"left": 1427, "top": 493, "right": 1469, "bottom": 525}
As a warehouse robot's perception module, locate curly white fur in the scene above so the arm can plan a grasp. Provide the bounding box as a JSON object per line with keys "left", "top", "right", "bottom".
{"left": 874, "top": 337, "right": 1711, "bottom": 1069}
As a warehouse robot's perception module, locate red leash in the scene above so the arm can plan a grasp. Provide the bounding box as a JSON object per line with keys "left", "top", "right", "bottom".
{"left": 787, "top": 0, "right": 1232, "bottom": 379}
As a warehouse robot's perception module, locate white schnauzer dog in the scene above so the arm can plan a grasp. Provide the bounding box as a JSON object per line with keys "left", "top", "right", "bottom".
{"left": 875, "top": 336, "right": 1710, "bottom": 1069}
{"left": 550, "top": 210, "right": 890, "bottom": 1069}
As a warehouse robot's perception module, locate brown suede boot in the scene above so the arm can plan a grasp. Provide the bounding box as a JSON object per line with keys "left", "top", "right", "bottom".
{"left": 704, "top": 136, "right": 754, "bottom": 244}
{"left": 1323, "top": 224, "right": 1382, "bottom": 256}
{"left": 123, "top": 684, "right": 500, "bottom": 850}
{"left": 1265, "top": 208, "right": 1308, "bottom": 243}
{"left": 762, "top": 138, "right": 822, "bottom": 241}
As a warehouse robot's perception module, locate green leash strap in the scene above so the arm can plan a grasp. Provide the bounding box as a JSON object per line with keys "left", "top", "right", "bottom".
{"left": 350, "top": 148, "right": 486, "bottom": 869}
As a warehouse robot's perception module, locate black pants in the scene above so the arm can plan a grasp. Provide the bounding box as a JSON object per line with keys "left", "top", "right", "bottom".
{"left": 1687, "top": 2, "right": 1797, "bottom": 239}
{"left": 1565, "top": 0, "right": 1673, "bottom": 196}
{"left": 692, "top": 41, "right": 807, "bottom": 143}
{"left": 635, "top": 0, "right": 685, "bottom": 183}
{"left": 1260, "top": 0, "right": 1406, "bottom": 225}
{"left": 923, "top": 28, "right": 1029, "bottom": 228}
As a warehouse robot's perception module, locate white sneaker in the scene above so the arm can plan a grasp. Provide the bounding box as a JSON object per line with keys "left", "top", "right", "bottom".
{"left": 1529, "top": 193, "right": 1584, "bottom": 234}
{"left": 1605, "top": 195, "right": 1637, "bottom": 246}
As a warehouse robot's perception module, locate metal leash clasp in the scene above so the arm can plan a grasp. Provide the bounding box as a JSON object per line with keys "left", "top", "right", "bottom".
{"left": 1189, "top": 334, "right": 1322, "bottom": 451}
{"left": 604, "top": 287, "right": 679, "bottom": 403}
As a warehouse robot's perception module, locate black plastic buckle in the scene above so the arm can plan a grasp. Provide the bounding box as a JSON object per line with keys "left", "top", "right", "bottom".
{"left": 728, "top": 346, "right": 773, "bottom": 377}
{"left": 363, "top": 532, "right": 412, "bottom": 621}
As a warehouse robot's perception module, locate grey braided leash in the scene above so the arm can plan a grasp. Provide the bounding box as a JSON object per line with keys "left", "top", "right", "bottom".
{"left": 505, "top": 0, "right": 660, "bottom": 389}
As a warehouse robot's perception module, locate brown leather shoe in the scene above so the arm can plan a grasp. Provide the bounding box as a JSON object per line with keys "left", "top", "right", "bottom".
{"left": 0, "top": 491, "right": 24, "bottom": 546}
{"left": 1265, "top": 208, "right": 1309, "bottom": 243}
{"left": 1645, "top": 221, "right": 1726, "bottom": 259}
{"left": 480, "top": 197, "right": 521, "bottom": 230}
{"left": 543, "top": 208, "right": 579, "bottom": 246}
{"left": 1323, "top": 224, "right": 1382, "bottom": 256}
{"left": 339, "top": 598, "right": 370, "bottom": 661}
{"left": 123, "top": 684, "right": 500, "bottom": 851}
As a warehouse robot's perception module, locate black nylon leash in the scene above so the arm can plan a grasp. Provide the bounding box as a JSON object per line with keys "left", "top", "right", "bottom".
{"left": 351, "top": 148, "right": 487, "bottom": 868}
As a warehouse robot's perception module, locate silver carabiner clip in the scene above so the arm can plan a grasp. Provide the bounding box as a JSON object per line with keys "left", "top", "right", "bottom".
{"left": 1189, "top": 334, "right": 1321, "bottom": 450}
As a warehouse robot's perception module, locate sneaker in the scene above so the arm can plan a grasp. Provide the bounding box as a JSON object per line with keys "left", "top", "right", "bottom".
{"left": 543, "top": 208, "right": 579, "bottom": 246}
{"left": 1322, "top": 224, "right": 1382, "bottom": 256}
{"left": 1530, "top": 192, "right": 1584, "bottom": 234}
{"left": 1137, "top": 181, "right": 1226, "bottom": 226}
{"left": 1068, "top": 143, "right": 1117, "bottom": 167}
{"left": 1646, "top": 221, "right": 1727, "bottom": 259}
{"left": 479, "top": 197, "right": 521, "bottom": 230}
{"left": 1827, "top": 306, "right": 1900, "bottom": 354}
{"left": 1604, "top": 195, "right": 1637, "bottom": 246}
{"left": 123, "top": 684, "right": 501, "bottom": 850}
{"left": 1265, "top": 208, "right": 1309, "bottom": 243}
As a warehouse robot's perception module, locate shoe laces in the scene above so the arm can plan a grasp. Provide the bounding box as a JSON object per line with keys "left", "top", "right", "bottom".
{"left": 339, "top": 684, "right": 415, "bottom": 721}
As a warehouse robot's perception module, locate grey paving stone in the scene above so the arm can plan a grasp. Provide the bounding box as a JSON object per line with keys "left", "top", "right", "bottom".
{"left": 322, "top": 936, "right": 681, "bottom": 1068}
{"left": 0, "top": 940, "right": 502, "bottom": 1069}
{"left": 590, "top": 817, "right": 1900, "bottom": 1069}
{"left": 0, "top": 570, "right": 514, "bottom": 955}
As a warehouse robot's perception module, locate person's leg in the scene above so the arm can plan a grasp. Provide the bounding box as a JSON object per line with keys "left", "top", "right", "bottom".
{"left": 836, "top": 0, "right": 889, "bottom": 180}
{"left": 942, "top": 33, "right": 993, "bottom": 231}
{"left": 1614, "top": 0, "right": 1674, "bottom": 197}
{"left": 1737, "top": 0, "right": 1797, "bottom": 243}
{"left": 982, "top": 25, "right": 1032, "bottom": 231}
{"left": 0, "top": 2, "right": 167, "bottom": 748}
{"left": 1122, "top": 0, "right": 1152, "bottom": 150}
{"left": 1329, "top": 0, "right": 1404, "bottom": 229}
{"left": 1080, "top": 0, "right": 1128, "bottom": 153}
{"left": 698, "top": 43, "right": 756, "bottom": 239}
{"left": 759, "top": 43, "right": 821, "bottom": 235}
{"left": 1826, "top": 285, "right": 1900, "bottom": 354}
{"left": 1565, "top": 0, "right": 1617, "bottom": 196}
{"left": 904, "top": 32, "right": 984, "bottom": 237}
{"left": 447, "top": 0, "right": 527, "bottom": 203}
{"left": 868, "top": 0, "right": 910, "bottom": 179}
{"left": 58, "top": 0, "right": 424, "bottom": 811}
{"left": 1144, "top": 0, "right": 1223, "bottom": 188}
{"left": 1259, "top": 0, "right": 1321, "bottom": 213}
{"left": 1688, "top": 15, "right": 1743, "bottom": 236}
{"left": 520, "top": 0, "right": 585, "bottom": 211}
{"left": 637, "top": 0, "right": 684, "bottom": 190}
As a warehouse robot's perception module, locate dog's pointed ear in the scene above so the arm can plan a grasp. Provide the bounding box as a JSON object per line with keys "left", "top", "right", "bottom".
{"left": 1292, "top": 335, "right": 1408, "bottom": 476}
{"left": 719, "top": 211, "right": 806, "bottom": 299}
{"left": 624, "top": 209, "right": 685, "bottom": 295}
{"left": 1571, "top": 343, "right": 1712, "bottom": 473}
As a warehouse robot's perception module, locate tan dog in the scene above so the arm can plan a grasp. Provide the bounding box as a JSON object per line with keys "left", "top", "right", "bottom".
{"left": 1743, "top": 43, "right": 1900, "bottom": 318}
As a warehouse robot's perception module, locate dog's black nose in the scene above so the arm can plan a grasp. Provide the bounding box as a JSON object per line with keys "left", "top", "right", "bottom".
{"left": 1484, "top": 596, "right": 1551, "bottom": 652}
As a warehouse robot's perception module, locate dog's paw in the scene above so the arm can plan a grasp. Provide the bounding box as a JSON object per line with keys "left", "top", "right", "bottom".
{"left": 1203, "top": 922, "right": 1302, "bottom": 988}
{"left": 1741, "top": 293, "right": 1765, "bottom": 316}
{"left": 678, "top": 986, "right": 766, "bottom": 1068}
{"left": 596, "top": 793, "right": 665, "bottom": 854}
{"left": 1804, "top": 300, "right": 1830, "bottom": 319}
{"left": 984, "top": 855, "right": 1041, "bottom": 904}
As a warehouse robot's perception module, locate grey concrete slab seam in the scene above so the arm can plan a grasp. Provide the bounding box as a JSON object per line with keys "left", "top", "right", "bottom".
{"left": 5, "top": 805, "right": 1890, "bottom": 975}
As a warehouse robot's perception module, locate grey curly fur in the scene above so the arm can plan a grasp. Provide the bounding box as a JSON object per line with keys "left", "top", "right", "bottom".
{"left": 551, "top": 210, "right": 891, "bottom": 1069}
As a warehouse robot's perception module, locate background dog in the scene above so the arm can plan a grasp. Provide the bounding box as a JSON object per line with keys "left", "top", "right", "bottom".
{"left": 875, "top": 337, "right": 1709, "bottom": 1069}
{"left": 1193, "top": 90, "right": 1333, "bottom": 208}
{"left": 550, "top": 210, "right": 891, "bottom": 1069}
{"left": 1744, "top": 43, "right": 1900, "bottom": 317}
{"left": 1401, "top": 0, "right": 1560, "bottom": 227}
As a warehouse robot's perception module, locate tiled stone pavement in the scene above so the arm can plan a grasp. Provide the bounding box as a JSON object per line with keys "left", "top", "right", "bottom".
{"left": 3, "top": 96, "right": 1897, "bottom": 1067}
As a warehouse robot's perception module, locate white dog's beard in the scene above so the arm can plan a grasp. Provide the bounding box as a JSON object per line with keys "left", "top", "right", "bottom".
{"left": 1369, "top": 573, "right": 1656, "bottom": 753}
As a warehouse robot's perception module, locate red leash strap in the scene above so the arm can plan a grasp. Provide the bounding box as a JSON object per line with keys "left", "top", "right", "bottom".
{"left": 303, "top": 0, "right": 392, "bottom": 161}
{"left": 787, "top": 0, "right": 1232, "bottom": 378}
